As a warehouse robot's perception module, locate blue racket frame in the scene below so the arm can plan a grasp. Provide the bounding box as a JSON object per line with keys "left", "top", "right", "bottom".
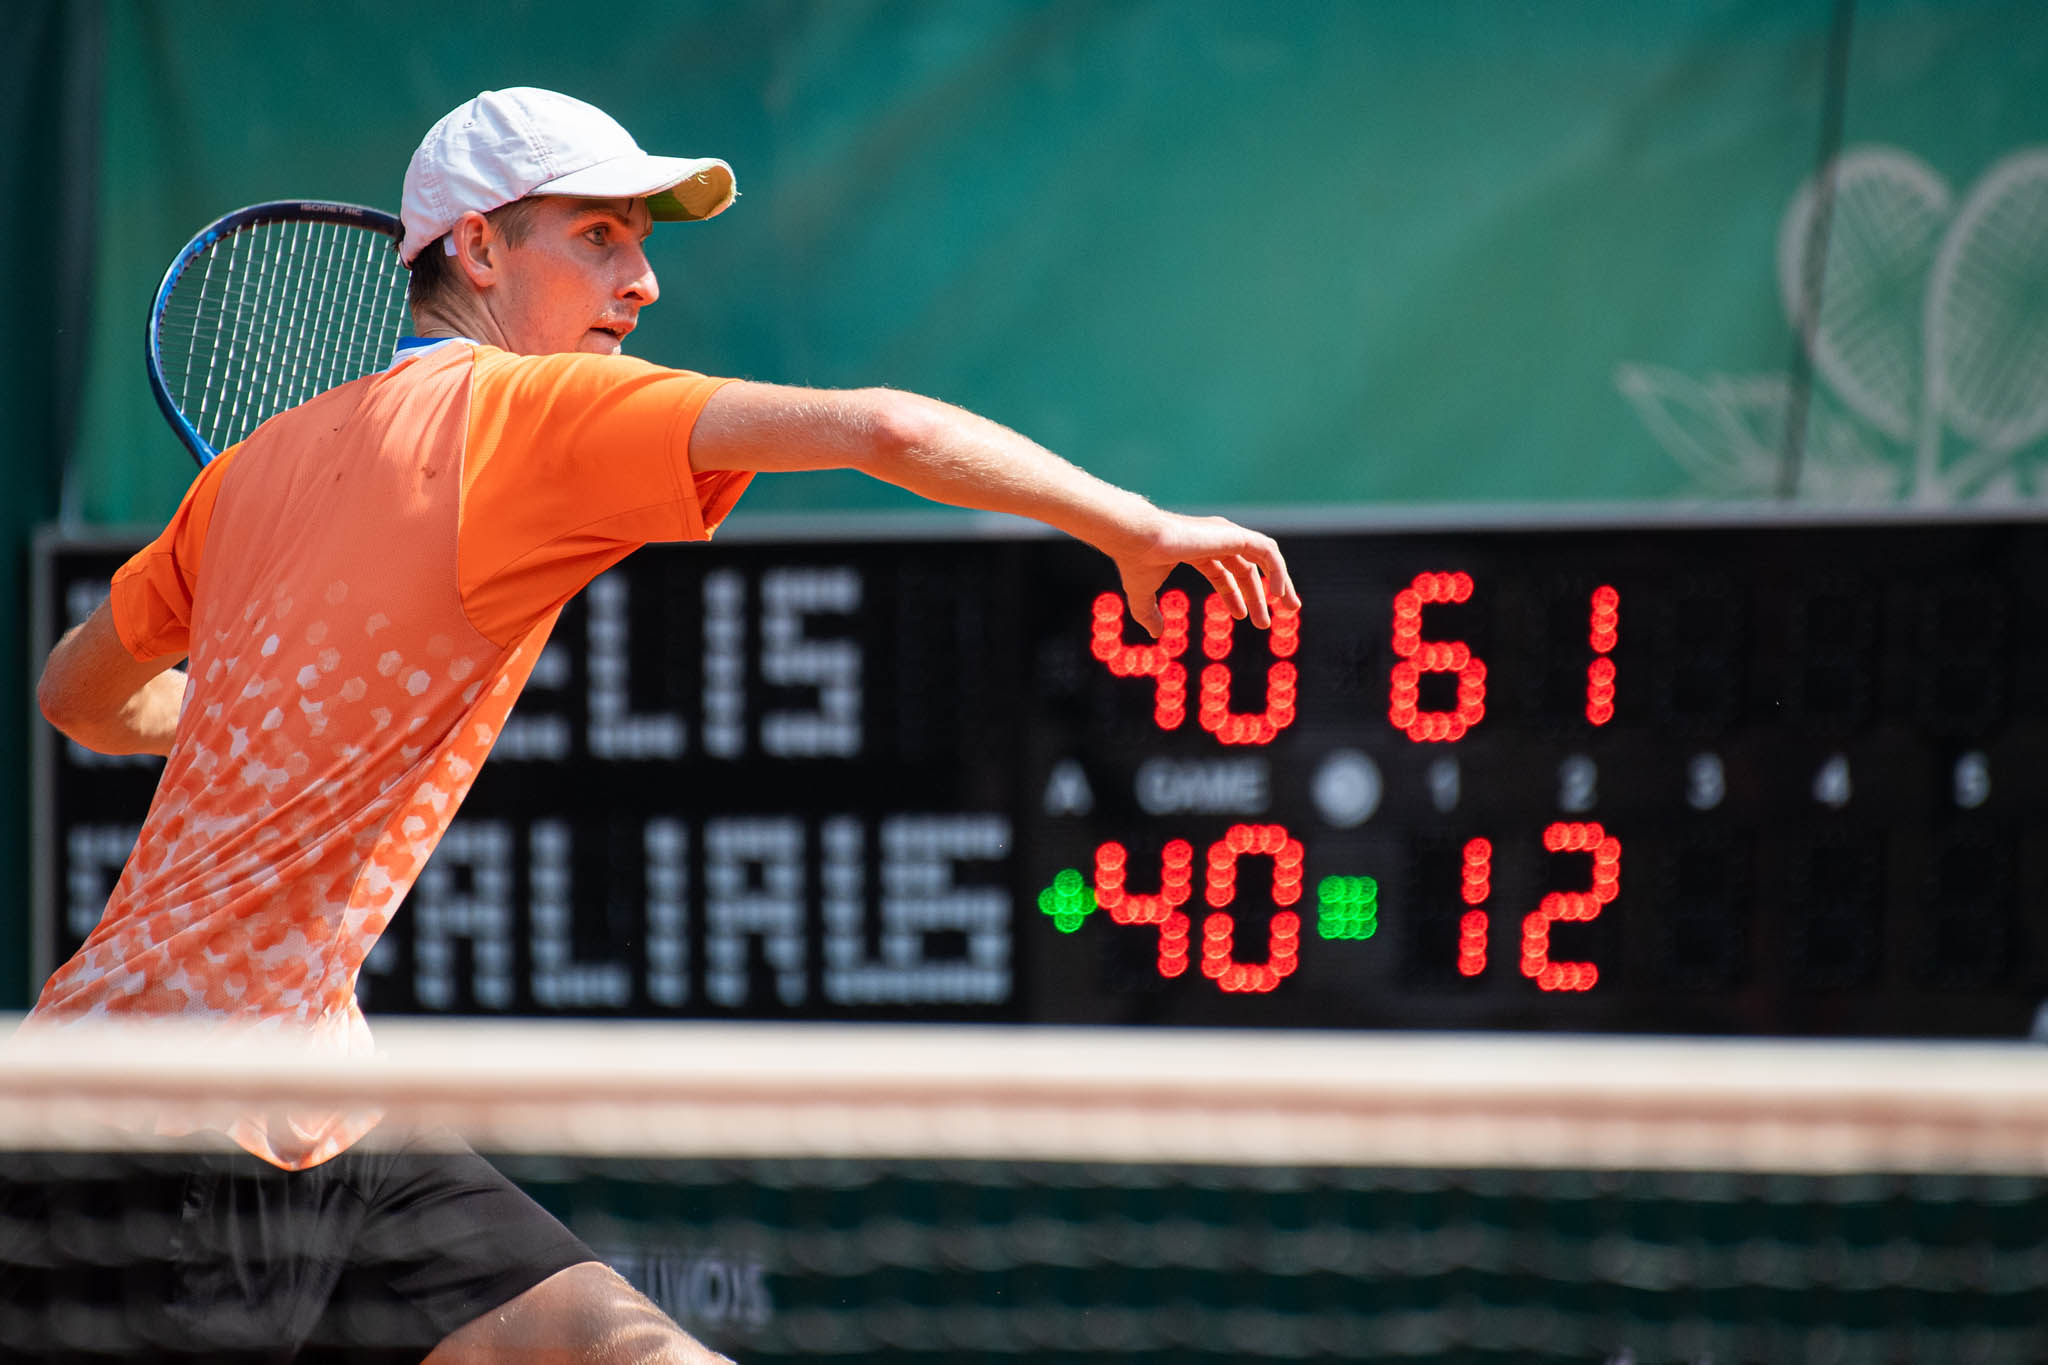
{"left": 146, "top": 200, "right": 404, "bottom": 466}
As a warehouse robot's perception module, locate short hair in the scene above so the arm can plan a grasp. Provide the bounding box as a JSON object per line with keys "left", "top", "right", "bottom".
{"left": 405, "top": 197, "right": 549, "bottom": 317}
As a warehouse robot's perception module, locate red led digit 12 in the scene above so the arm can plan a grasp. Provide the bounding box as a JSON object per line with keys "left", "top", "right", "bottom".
{"left": 1458, "top": 838, "right": 1491, "bottom": 976}
{"left": 1390, "top": 572, "right": 1485, "bottom": 742}
{"left": 1456, "top": 828, "right": 1620, "bottom": 991}
{"left": 1520, "top": 822, "right": 1621, "bottom": 992}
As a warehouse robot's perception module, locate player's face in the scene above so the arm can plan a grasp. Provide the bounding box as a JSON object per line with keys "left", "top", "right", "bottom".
{"left": 492, "top": 197, "right": 659, "bottom": 356}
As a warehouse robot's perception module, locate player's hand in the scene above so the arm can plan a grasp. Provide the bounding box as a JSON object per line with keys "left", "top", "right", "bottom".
{"left": 1113, "top": 512, "right": 1300, "bottom": 638}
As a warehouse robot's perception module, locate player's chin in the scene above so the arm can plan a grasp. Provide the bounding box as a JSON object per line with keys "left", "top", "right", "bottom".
{"left": 579, "top": 330, "right": 626, "bottom": 355}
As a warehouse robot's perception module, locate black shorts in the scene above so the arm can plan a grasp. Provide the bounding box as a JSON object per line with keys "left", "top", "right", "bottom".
{"left": 0, "top": 1131, "right": 596, "bottom": 1363}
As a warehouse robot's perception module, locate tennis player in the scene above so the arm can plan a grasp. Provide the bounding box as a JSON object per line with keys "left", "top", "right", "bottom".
{"left": 13, "top": 88, "right": 1297, "bottom": 1363}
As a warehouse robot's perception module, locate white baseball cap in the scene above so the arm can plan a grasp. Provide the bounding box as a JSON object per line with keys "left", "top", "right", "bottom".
{"left": 399, "top": 87, "right": 736, "bottom": 264}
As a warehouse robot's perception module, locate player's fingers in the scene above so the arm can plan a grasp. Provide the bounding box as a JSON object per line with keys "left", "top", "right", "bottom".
{"left": 1249, "top": 538, "right": 1299, "bottom": 610}
{"left": 1119, "top": 560, "right": 1173, "bottom": 638}
{"left": 1203, "top": 520, "right": 1297, "bottom": 611}
{"left": 1232, "top": 556, "right": 1272, "bottom": 629}
{"left": 1126, "top": 589, "right": 1165, "bottom": 639}
{"left": 1198, "top": 560, "right": 1249, "bottom": 621}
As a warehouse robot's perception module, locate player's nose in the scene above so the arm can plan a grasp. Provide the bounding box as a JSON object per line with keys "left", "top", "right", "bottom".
{"left": 625, "top": 242, "right": 659, "bottom": 305}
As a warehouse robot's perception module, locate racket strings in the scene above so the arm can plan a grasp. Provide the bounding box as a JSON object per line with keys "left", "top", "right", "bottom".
{"left": 335, "top": 224, "right": 388, "bottom": 392}
{"left": 157, "top": 216, "right": 410, "bottom": 455}
{"left": 286, "top": 222, "right": 336, "bottom": 410}
{"left": 242, "top": 221, "right": 295, "bottom": 431}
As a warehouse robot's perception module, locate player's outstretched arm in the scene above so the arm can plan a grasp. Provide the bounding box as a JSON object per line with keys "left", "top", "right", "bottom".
{"left": 37, "top": 599, "right": 187, "bottom": 756}
{"left": 690, "top": 382, "right": 1299, "bottom": 636}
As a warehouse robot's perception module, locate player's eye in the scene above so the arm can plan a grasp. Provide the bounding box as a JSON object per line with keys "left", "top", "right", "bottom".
{"left": 584, "top": 224, "right": 611, "bottom": 245}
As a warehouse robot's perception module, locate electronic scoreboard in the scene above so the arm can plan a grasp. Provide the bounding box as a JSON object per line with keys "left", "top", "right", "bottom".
{"left": 32, "top": 510, "right": 2048, "bottom": 1036}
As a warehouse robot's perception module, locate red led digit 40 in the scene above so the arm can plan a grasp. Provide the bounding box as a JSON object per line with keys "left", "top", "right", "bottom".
{"left": 1199, "top": 594, "right": 1300, "bottom": 746}
{"left": 1521, "top": 822, "right": 1621, "bottom": 993}
{"left": 1093, "top": 590, "right": 1300, "bottom": 744}
{"left": 1091, "top": 590, "right": 1189, "bottom": 729}
{"left": 1093, "top": 824, "right": 1304, "bottom": 994}
{"left": 1390, "top": 572, "right": 1485, "bottom": 742}
{"left": 1094, "top": 839, "right": 1195, "bottom": 978}
{"left": 1202, "top": 824, "right": 1303, "bottom": 993}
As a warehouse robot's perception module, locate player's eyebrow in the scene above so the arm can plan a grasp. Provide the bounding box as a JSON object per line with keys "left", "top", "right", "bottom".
{"left": 567, "top": 199, "right": 651, "bottom": 235}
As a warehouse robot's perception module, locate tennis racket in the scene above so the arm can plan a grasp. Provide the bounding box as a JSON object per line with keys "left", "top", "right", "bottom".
{"left": 146, "top": 200, "right": 409, "bottom": 466}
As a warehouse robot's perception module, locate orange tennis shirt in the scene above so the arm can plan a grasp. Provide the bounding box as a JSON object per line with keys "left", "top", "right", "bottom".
{"left": 30, "top": 341, "right": 748, "bottom": 1168}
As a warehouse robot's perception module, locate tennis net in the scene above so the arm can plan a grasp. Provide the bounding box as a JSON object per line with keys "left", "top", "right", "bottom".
{"left": 5, "top": 1019, "right": 2046, "bottom": 1361}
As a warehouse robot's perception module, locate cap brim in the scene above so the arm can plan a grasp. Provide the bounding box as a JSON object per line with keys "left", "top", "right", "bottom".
{"left": 532, "top": 153, "right": 736, "bottom": 221}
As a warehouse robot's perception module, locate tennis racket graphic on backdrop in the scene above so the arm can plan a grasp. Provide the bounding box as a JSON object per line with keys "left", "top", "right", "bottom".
{"left": 147, "top": 201, "right": 409, "bottom": 466}
{"left": 1780, "top": 147, "right": 2048, "bottom": 501}
{"left": 1921, "top": 151, "right": 2048, "bottom": 497}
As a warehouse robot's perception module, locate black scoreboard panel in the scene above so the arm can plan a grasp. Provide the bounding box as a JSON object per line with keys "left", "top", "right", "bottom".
{"left": 32, "top": 512, "right": 2048, "bottom": 1036}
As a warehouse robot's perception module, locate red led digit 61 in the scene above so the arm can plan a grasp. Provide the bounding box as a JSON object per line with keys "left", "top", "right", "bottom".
{"left": 1587, "top": 585, "right": 1619, "bottom": 725}
{"left": 1390, "top": 572, "right": 1485, "bottom": 742}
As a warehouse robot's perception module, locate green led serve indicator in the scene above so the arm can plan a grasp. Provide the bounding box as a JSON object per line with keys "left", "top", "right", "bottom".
{"left": 1037, "top": 868, "right": 1097, "bottom": 932}
{"left": 1316, "top": 875, "right": 1379, "bottom": 941}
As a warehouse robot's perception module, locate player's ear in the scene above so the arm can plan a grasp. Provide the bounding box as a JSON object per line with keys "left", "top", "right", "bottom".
{"left": 448, "top": 211, "right": 498, "bottom": 287}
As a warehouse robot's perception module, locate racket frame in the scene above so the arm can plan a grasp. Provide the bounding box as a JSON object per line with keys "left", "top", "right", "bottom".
{"left": 145, "top": 200, "right": 405, "bottom": 466}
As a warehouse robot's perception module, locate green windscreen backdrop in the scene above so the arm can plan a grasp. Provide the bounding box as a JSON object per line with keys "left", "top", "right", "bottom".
{"left": 3, "top": 0, "right": 98, "bottom": 1010}
{"left": 58, "top": 0, "right": 2048, "bottom": 519}
{"left": 5, "top": 0, "right": 2046, "bottom": 999}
